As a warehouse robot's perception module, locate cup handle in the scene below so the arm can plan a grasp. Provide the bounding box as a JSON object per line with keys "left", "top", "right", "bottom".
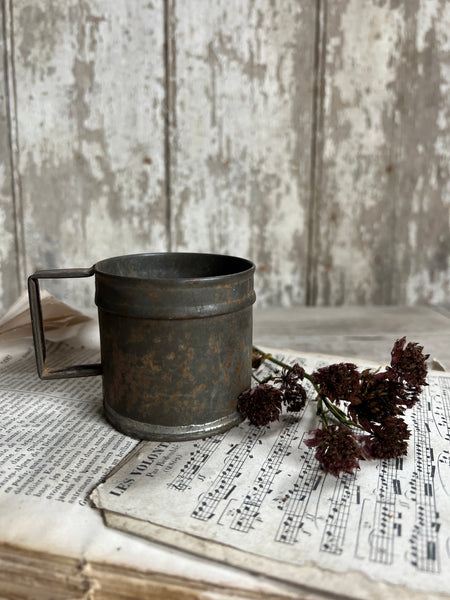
{"left": 28, "top": 267, "right": 102, "bottom": 379}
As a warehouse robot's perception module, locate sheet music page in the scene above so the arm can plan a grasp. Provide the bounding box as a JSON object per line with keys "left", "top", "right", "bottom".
{"left": 92, "top": 351, "right": 450, "bottom": 596}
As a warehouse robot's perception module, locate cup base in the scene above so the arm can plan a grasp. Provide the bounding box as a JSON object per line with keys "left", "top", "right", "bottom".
{"left": 104, "top": 402, "right": 244, "bottom": 441}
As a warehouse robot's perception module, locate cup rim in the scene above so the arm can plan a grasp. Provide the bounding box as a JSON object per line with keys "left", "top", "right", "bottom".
{"left": 94, "top": 252, "right": 255, "bottom": 283}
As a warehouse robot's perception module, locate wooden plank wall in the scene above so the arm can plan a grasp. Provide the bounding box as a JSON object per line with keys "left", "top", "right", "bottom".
{"left": 315, "top": 0, "right": 450, "bottom": 306}
{"left": 0, "top": 0, "right": 448, "bottom": 312}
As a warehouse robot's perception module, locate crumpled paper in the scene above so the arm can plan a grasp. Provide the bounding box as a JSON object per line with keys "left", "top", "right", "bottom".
{"left": 0, "top": 290, "right": 95, "bottom": 344}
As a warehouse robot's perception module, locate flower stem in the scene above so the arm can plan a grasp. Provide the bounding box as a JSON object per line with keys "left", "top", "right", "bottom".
{"left": 252, "top": 372, "right": 263, "bottom": 384}
{"left": 316, "top": 394, "right": 329, "bottom": 427}
{"left": 252, "top": 346, "right": 287, "bottom": 370}
{"left": 252, "top": 345, "right": 363, "bottom": 430}
{"left": 252, "top": 372, "right": 276, "bottom": 385}
{"left": 321, "top": 396, "right": 363, "bottom": 429}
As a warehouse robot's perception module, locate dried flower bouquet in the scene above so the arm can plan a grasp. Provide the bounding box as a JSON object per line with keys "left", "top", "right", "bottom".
{"left": 237, "top": 338, "right": 429, "bottom": 477}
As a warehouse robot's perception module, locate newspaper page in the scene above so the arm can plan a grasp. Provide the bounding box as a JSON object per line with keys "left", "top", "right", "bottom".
{"left": 92, "top": 350, "right": 450, "bottom": 598}
{"left": 0, "top": 342, "right": 145, "bottom": 563}
{"left": 0, "top": 344, "right": 137, "bottom": 505}
{"left": 0, "top": 338, "right": 305, "bottom": 598}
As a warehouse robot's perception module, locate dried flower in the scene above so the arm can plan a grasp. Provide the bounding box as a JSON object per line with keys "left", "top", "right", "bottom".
{"left": 386, "top": 336, "right": 429, "bottom": 408}
{"left": 238, "top": 338, "right": 428, "bottom": 477}
{"left": 276, "top": 364, "right": 307, "bottom": 412}
{"left": 305, "top": 425, "right": 364, "bottom": 477}
{"left": 348, "top": 370, "right": 405, "bottom": 428}
{"left": 237, "top": 384, "right": 283, "bottom": 426}
{"left": 389, "top": 336, "right": 429, "bottom": 387}
{"left": 312, "top": 363, "right": 361, "bottom": 405}
{"left": 361, "top": 417, "right": 410, "bottom": 459}
{"left": 252, "top": 349, "right": 265, "bottom": 369}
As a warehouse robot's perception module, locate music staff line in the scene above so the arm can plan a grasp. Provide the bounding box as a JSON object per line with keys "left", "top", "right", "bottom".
{"left": 409, "top": 393, "right": 441, "bottom": 574}
{"left": 230, "top": 419, "right": 300, "bottom": 533}
{"left": 275, "top": 440, "right": 323, "bottom": 545}
{"left": 191, "top": 426, "right": 265, "bottom": 521}
{"left": 320, "top": 472, "right": 357, "bottom": 556}
{"left": 168, "top": 434, "right": 226, "bottom": 491}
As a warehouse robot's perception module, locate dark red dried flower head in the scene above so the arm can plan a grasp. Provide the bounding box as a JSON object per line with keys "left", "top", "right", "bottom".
{"left": 237, "top": 384, "right": 283, "bottom": 426}
{"left": 238, "top": 340, "right": 426, "bottom": 477}
{"left": 386, "top": 337, "right": 429, "bottom": 408}
{"left": 304, "top": 425, "right": 363, "bottom": 477}
{"left": 276, "top": 364, "right": 307, "bottom": 412}
{"left": 252, "top": 350, "right": 265, "bottom": 369}
{"left": 289, "top": 363, "right": 306, "bottom": 380}
{"left": 389, "top": 337, "right": 429, "bottom": 387}
{"left": 312, "top": 363, "right": 361, "bottom": 405}
{"left": 348, "top": 370, "right": 405, "bottom": 428}
{"left": 361, "top": 417, "right": 410, "bottom": 459}
{"left": 284, "top": 385, "right": 307, "bottom": 412}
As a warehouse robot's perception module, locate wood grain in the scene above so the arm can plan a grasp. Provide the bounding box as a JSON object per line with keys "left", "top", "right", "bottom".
{"left": 0, "top": 1, "right": 448, "bottom": 312}
{"left": 167, "top": 0, "right": 316, "bottom": 307}
{"left": 254, "top": 305, "right": 450, "bottom": 370}
{"left": 0, "top": 2, "right": 21, "bottom": 310}
{"left": 313, "top": 0, "right": 450, "bottom": 306}
{"left": 9, "top": 0, "right": 167, "bottom": 308}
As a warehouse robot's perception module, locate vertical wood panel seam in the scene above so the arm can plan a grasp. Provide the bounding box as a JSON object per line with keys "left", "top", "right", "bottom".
{"left": 390, "top": 115, "right": 400, "bottom": 306}
{"left": 306, "top": 0, "right": 327, "bottom": 306}
{"left": 163, "top": 0, "right": 175, "bottom": 252}
{"left": 2, "top": 0, "right": 26, "bottom": 288}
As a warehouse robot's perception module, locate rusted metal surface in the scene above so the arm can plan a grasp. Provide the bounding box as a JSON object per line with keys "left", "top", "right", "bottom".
{"left": 28, "top": 267, "right": 103, "bottom": 379}
{"left": 28, "top": 253, "right": 255, "bottom": 441}
{"left": 96, "top": 253, "right": 255, "bottom": 440}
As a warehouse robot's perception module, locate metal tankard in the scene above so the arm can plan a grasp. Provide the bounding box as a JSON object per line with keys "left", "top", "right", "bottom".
{"left": 28, "top": 253, "right": 256, "bottom": 442}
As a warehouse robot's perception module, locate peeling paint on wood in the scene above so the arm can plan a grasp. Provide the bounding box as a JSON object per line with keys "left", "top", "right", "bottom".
{"left": 0, "top": 1, "right": 448, "bottom": 313}
{"left": 314, "top": 0, "right": 450, "bottom": 306}
{"left": 0, "top": 3, "right": 21, "bottom": 309}
{"left": 11, "top": 0, "right": 167, "bottom": 308}
{"left": 167, "top": 0, "right": 315, "bottom": 307}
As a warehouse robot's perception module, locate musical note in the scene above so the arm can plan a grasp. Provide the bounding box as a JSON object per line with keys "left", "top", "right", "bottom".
{"left": 191, "top": 426, "right": 265, "bottom": 522}
{"left": 230, "top": 419, "right": 300, "bottom": 533}
{"left": 408, "top": 393, "right": 441, "bottom": 573}
{"left": 169, "top": 434, "right": 226, "bottom": 491}
{"left": 275, "top": 440, "right": 323, "bottom": 545}
{"left": 320, "top": 472, "right": 357, "bottom": 555}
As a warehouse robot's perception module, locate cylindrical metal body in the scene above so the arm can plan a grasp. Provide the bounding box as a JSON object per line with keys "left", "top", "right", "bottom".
{"left": 94, "top": 253, "right": 255, "bottom": 441}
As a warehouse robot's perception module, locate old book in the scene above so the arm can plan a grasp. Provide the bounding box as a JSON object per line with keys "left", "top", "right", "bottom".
{"left": 92, "top": 349, "right": 450, "bottom": 600}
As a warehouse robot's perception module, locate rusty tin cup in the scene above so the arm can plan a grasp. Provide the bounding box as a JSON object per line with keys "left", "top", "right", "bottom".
{"left": 28, "top": 253, "right": 256, "bottom": 441}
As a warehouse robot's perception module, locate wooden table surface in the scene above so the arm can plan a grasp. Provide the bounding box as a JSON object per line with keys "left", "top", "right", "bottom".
{"left": 254, "top": 305, "right": 450, "bottom": 371}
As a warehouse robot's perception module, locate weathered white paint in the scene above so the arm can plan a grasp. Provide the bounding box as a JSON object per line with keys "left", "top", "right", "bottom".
{"left": 11, "top": 0, "right": 167, "bottom": 308}
{"left": 316, "top": 0, "right": 405, "bottom": 305}
{"left": 169, "top": 0, "right": 315, "bottom": 307}
{"left": 315, "top": 0, "right": 449, "bottom": 306}
{"left": 0, "top": 4, "right": 21, "bottom": 310}
{"left": 0, "top": 1, "right": 448, "bottom": 313}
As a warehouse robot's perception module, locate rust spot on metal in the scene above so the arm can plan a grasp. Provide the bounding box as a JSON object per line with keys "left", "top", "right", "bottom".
{"left": 94, "top": 253, "right": 255, "bottom": 440}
